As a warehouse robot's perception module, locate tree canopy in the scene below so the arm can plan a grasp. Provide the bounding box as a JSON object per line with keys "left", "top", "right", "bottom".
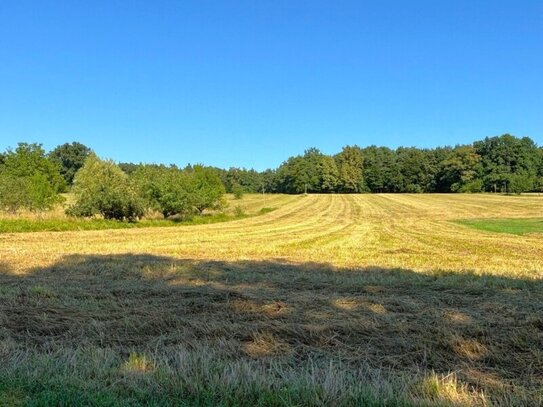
{"left": 1, "top": 133, "right": 541, "bottom": 215}
{"left": 0, "top": 143, "right": 64, "bottom": 213}
{"left": 67, "top": 155, "right": 145, "bottom": 221}
{"left": 49, "top": 142, "right": 93, "bottom": 187}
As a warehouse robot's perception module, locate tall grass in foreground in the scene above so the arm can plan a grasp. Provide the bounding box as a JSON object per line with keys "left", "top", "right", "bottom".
{"left": 0, "top": 345, "right": 488, "bottom": 406}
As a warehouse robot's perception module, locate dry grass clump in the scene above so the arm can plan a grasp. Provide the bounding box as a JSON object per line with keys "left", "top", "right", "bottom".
{"left": 0, "top": 194, "right": 542, "bottom": 405}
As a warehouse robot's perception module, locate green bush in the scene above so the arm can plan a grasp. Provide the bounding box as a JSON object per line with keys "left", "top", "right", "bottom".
{"left": 132, "top": 165, "right": 226, "bottom": 219}
{"left": 132, "top": 165, "right": 193, "bottom": 218}
{"left": 67, "top": 155, "right": 144, "bottom": 221}
{"left": 0, "top": 174, "right": 29, "bottom": 213}
{"left": 27, "top": 173, "right": 64, "bottom": 212}
{"left": 2, "top": 143, "right": 65, "bottom": 191}
{"left": 0, "top": 143, "right": 63, "bottom": 213}
{"left": 507, "top": 173, "right": 535, "bottom": 194}
{"left": 48, "top": 142, "right": 93, "bottom": 187}
{"left": 457, "top": 179, "right": 483, "bottom": 193}
{"left": 405, "top": 184, "right": 423, "bottom": 193}
{"left": 232, "top": 183, "right": 244, "bottom": 199}
{"left": 188, "top": 165, "right": 226, "bottom": 214}
{"left": 234, "top": 205, "right": 245, "bottom": 217}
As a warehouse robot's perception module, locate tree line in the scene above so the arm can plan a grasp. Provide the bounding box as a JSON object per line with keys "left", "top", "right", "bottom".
{"left": 270, "top": 135, "right": 543, "bottom": 194}
{"left": 0, "top": 142, "right": 225, "bottom": 220}
{"left": 0, "top": 134, "right": 542, "bottom": 219}
{"left": 213, "top": 134, "right": 542, "bottom": 195}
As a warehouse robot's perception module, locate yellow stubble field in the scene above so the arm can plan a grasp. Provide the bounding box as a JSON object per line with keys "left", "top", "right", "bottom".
{"left": 0, "top": 194, "right": 542, "bottom": 405}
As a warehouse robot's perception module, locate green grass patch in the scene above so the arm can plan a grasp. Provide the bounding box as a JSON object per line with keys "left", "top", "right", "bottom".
{"left": 258, "top": 207, "right": 277, "bottom": 215}
{"left": 456, "top": 218, "right": 543, "bottom": 235}
{"left": 0, "top": 213, "right": 245, "bottom": 234}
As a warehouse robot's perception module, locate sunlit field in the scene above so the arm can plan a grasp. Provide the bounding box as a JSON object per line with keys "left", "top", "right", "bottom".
{"left": 1, "top": 194, "right": 542, "bottom": 406}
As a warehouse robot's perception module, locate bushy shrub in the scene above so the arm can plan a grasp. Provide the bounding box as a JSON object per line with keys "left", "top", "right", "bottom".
{"left": 232, "top": 183, "right": 244, "bottom": 199}
{"left": 234, "top": 205, "right": 245, "bottom": 217}
{"left": 405, "top": 184, "right": 423, "bottom": 193}
{"left": 457, "top": 179, "right": 483, "bottom": 193}
{"left": 67, "top": 155, "right": 144, "bottom": 221}
{"left": 188, "top": 165, "right": 226, "bottom": 214}
{"left": 507, "top": 173, "right": 535, "bottom": 194}
{"left": 27, "top": 173, "right": 64, "bottom": 212}
{"left": 0, "top": 174, "right": 29, "bottom": 213}
{"left": 0, "top": 143, "right": 63, "bottom": 213}
{"left": 132, "top": 165, "right": 192, "bottom": 218}
{"left": 131, "top": 165, "right": 226, "bottom": 219}
{"left": 534, "top": 177, "right": 543, "bottom": 193}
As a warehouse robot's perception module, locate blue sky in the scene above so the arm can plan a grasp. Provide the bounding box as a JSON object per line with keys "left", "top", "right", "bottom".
{"left": 1, "top": 1, "right": 542, "bottom": 170}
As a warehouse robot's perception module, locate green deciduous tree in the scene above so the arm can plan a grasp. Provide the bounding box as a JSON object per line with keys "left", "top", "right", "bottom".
{"left": 49, "top": 142, "right": 93, "bottom": 187}
{"left": 27, "top": 172, "right": 63, "bottom": 212}
{"left": 507, "top": 172, "right": 535, "bottom": 194}
{"left": 0, "top": 174, "right": 29, "bottom": 213}
{"left": 474, "top": 134, "right": 540, "bottom": 192}
{"left": 319, "top": 155, "right": 340, "bottom": 192}
{"left": 188, "top": 165, "right": 226, "bottom": 214}
{"left": 132, "top": 165, "right": 193, "bottom": 218}
{"left": 275, "top": 149, "right": 321, "bottom": 194}
{"left": 396, "top": 148, "right": 435, "bottom": 192}
{"left": 439, "top": 146, "right": 482, "bottom": 192}
{"left": 336, "top": 146, "right": 364, "bottom": 193}
{"left": 0, "top": 143, "right": 63, "bottom": 213}
{"left": 67, "top": 155, "right": 144, "bottom": 221}
{"left": 2, "top": 143, "right": 65, "bottom": 192}
{"left": 362, "top": 146, "right": 403, "bottom": 193}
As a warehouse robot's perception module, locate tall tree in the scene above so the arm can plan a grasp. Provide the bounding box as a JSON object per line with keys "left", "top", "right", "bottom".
{"left": 396, "top": 148, "right": 435, "bottom": 192}
{"left": 319, "top": 155, "right": 340, "bottom": 192}
{"left": 474, "top": 134, "right": 539, "bottom": 192}
{"left": 49, "top": 142, "right": 93, "bottom": 187}
{"left": 362, "top": 146, "right": 403, "bottom": 192}
{"left": 187, "top": 165, "right": 226, "bottom": 214}
{"left": 439, "top": 146, "right": 482, "bottom": 192}
{"left": 0, "top": 143, "right": 64, "bottom": 213}
{"left": 275, "top": 148, "right": 327, "bottom": 193}
{"left": 2, "top": 143, "right": 65, "bottom": 192}
{"left": 67, "top": 155, "right": 144, "bottom": 221}
{"left": 336, "top": 145, "right": 364, "bottom": 193}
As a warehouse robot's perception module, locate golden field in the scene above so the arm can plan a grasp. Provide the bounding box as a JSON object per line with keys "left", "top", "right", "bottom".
{"left": 0, "top": 194, "right": 542, "bottom": 406}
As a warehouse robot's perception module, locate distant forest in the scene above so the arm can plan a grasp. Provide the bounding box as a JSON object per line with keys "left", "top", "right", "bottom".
{"left": 124, "top": 133, "right": 542, "bottom": 194}
{"left": 2, "top": 133, "right": 543, "bottom": 198}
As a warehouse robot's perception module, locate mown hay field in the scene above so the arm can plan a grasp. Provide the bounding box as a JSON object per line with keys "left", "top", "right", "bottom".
{"left": 0, "top": 194, "right": 542, "bottom": 406}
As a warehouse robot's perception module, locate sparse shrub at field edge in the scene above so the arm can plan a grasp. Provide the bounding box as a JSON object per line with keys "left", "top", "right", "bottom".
{"left": 234, "top": 205, "right": 246, "bottom": 217}
{"left": 232, "top": 183, "right": 244, "bottom": 199}
{"left": 457, "top": 179, "right": 483, "bottom": 193}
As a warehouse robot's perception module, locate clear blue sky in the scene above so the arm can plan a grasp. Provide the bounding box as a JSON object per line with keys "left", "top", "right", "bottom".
{"left": 1, "top": 1, "right": 542, "bottom": 170}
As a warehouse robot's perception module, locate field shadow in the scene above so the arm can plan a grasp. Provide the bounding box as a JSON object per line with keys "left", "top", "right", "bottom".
{"left": 0, "top": 254, "right": 542, "bottom": 396}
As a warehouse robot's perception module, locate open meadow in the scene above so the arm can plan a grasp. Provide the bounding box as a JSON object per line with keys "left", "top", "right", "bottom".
{"left": 0, "top": 194, "right": 542, "bottom": 406}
